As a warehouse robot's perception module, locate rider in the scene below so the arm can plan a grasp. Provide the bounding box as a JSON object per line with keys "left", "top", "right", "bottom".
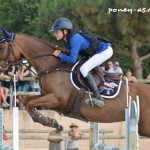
{"left": 51, "top": 18, "right": 113, "bottom": 107}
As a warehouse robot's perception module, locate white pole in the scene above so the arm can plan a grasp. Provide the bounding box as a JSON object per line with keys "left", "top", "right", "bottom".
{"left": 93, "top": 122, "right": 99, "bottom": 145}
{"left": 136, "top": 96, "right": 140, "bottom": 150}
{"left": 13, "top": 74, "right": 19, "bottom": 150}
{"left": 13, "top": 74, "right": 17, "bottom": 107}
{"left": 125, "top": 108, "right": 129, "bottom": 150}
{"left": 13, "top": 107, "right": 19, "bottom": 150}
{"left": 125, "top": 78, "right": 130, "bottom": 150}
{"left": 125, "top": 78, "right": 129, "bottom": 107}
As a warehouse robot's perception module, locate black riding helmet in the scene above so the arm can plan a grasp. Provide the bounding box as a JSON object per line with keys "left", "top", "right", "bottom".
{"left": 50, "top": 18, "right": 73, "bottom": 32}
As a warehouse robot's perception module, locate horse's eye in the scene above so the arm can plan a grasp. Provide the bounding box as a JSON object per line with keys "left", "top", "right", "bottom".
{"left": 0, "top": 46, "right": 4, "bottom": 52}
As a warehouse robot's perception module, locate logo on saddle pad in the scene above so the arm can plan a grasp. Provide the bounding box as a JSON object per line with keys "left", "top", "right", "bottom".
{"left": 98, "top": 78, "right": 121, "bottom": 98}
{"left": 70, "top": 59, "right": 122, "bottom": 99}
{"left": 103, "top": 82, "right": 118, "bottom": 88}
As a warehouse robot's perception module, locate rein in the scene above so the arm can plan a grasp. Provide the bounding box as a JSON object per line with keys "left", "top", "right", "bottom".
{"left": 25, "top": 52, "right": 73, "bottom": 79}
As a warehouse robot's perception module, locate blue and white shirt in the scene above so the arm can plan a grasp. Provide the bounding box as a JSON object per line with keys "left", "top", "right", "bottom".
{"left": 60, "top": 33, "right": 111, "bottom": 64}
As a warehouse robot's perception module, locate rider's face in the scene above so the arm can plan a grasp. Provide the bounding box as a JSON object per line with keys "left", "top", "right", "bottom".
{"left": 54, "top": 30, "right": 63, "bottom": 40}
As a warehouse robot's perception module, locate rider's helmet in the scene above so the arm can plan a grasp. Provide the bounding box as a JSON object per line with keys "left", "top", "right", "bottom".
{"left": 50, "top": 18, "right": 73, "bottom": 32}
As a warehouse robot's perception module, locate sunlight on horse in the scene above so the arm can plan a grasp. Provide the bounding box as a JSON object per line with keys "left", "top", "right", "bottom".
{"left": 0, "top": 32, "right": 150, "bottom": 137}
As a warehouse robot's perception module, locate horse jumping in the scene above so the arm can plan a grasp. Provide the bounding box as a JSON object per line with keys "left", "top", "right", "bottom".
{"left": 0, "top": 29, "right": 150, "bottom": 137}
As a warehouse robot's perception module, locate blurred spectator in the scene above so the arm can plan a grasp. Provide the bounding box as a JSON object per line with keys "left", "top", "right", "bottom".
{"left": 123, "top": 69, "right": 137, "bottom": 83}
{"left": 0, "top": 77, "right": 9, "bottom": 108}
{"left": 107, "top": 61, "right": 123, "bottom": 74}
{"left": 1, "top": 86, "right": 9, "bottom": 108}
{"left": 107, "top": 60, "right": 113, "bottom": 71}
{"left": 7, "top": 66, "right": 16, "bottom": 77}
{"left": 47, "top": 126, "right": 63, "bottom": 150}
{"left": 67, "top": 123, "right": 84, "bottom": 150}
{"left": 17, "top": 61, "right": 30, "bottom": 109}
{"left": 147, "top": 73, "right": 150, "bottom": 80}
{"left": 0, "top": 66, "right": 16, "bottom": 88}
{"left": 3, "top": 126, "right": 8, "bottom": 141}
{"left": 0, "top": 66, "right": 18, "bottom": 108}
{"left": 30, "top": 66, "right": 40, "bottom": 92}
{"left": 100, "top": 65, "right": 105, "bottom": 71}
{"left": 17, "top": 62, "right": 30, "bottom": 92}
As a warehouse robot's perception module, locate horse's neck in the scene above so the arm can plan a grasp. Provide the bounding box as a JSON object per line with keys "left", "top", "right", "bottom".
{"left": 15, "top": 34, "right": 62, "bottom": 75}
{"left": 15, "top": 34, "right": 75, "bottom": 77}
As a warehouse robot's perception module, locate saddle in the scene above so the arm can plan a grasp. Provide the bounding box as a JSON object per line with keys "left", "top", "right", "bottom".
{"left": 0, "top": 28, "right": 15, "bottom": 43}
{"left": 62, "top": 58, "right": 122, "bottom": 122}
{"left": 71, "top": 58, "right": 122, "bottom": 99}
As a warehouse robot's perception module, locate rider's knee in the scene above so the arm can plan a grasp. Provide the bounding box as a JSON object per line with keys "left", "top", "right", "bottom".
{"left": 80, "top": 66, "right": 89, "bottom": 77}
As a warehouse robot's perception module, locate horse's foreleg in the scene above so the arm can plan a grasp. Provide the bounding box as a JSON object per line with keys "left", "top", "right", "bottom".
{"left": 28, "top": 109, "right": 60, "bottom": 128}
{"left": 22, "top": 95, "right": 41, "bottom": 121}
{"left": 21, "top": 95, "right": 42, "bottom": 122}
{"left": 26, "top": 93, "right": 61, "bottom": 128}
{"left": 22, "top": 95, "right": 42, "bottom": 106}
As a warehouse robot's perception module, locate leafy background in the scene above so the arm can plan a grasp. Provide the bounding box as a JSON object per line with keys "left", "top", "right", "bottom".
{"left": 0, "top": 0, "right": 149, "bottom": 78}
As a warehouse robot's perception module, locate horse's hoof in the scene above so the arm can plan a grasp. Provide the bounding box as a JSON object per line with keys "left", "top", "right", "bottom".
{"left": 57, "top": 125, "right": 63, "bottom": 131}
{"left": 51, "top": 119, "right": 59, "bottom": 128}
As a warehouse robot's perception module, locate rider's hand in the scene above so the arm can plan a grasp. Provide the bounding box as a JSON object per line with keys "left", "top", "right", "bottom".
{"left": 52, "top": 50, "right": 62, "bottom": 57}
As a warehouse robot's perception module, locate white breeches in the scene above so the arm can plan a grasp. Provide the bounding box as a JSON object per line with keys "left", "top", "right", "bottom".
{"left": 80, "top": 46, "right": 113, "bottom": 77}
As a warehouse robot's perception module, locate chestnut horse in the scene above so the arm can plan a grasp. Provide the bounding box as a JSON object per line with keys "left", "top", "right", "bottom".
{"left": 0, "top": 33, "right": 150, "bottom": 137}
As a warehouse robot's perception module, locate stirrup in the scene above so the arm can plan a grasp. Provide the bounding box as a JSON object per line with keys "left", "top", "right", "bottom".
{"left": 85, "top": 97, "right": 105, "bottom": 107}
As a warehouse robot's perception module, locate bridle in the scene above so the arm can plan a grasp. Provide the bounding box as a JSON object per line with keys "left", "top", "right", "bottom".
{"left": 0, "top": 41, "right": 18, "bottom": 71}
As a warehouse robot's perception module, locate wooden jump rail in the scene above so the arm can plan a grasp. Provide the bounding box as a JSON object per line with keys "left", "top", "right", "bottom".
{"left": 5, "top": 129, "right": 113, "bottom": 134}
{"left": 5, "top": 135, "right": 148, "bottom": 140}
{"left": 137, "top": 79, "right": 150, "bottom": 83}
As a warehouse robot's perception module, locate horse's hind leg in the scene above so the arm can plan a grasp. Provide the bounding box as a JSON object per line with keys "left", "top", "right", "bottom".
{"left": 26, "top": 93, "right": 61, "bottom": 128}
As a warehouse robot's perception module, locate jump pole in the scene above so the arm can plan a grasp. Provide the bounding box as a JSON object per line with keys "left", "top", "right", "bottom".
{"left": 126, "top": 76, "right": 140, "bottom": 150}
{"left": 93, "top": 78, "right": 140, "bottom": 150}
{"left": 125, "top": 78, "right": 130, "bottom": 150}
{"left": 0, "top": 74, "right": 19, "bottom": 150}
{"left": 129, "top": 96, "right": 139, "bottom": 150}
{"left": 13, "top": 74, "right": 19, "bottom": 150}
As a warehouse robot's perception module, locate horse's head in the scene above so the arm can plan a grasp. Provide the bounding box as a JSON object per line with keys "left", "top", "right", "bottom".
{"left": 0, "top": 28, "right": 66, "bottom": 76}
{"left": 0, "top": 41, "right": 10, "bottom": 71}
{"left": 0, "top": 28, "right": 18, "bottom": 72}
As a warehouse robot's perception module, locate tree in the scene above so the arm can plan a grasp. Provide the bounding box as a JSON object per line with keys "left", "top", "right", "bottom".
{"left": 0, "top": 0, "right": 149, "bottom": 78}
{"left": 102, "top": 0, "right": 150, "bottom": 78}
{"left": 0, "top": 0, "right": 40, "bottom": 34}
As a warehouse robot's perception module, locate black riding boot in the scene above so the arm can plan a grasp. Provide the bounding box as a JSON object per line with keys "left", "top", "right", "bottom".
{"left": 85, "top": 72, "right": 104, "bottom": 107}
